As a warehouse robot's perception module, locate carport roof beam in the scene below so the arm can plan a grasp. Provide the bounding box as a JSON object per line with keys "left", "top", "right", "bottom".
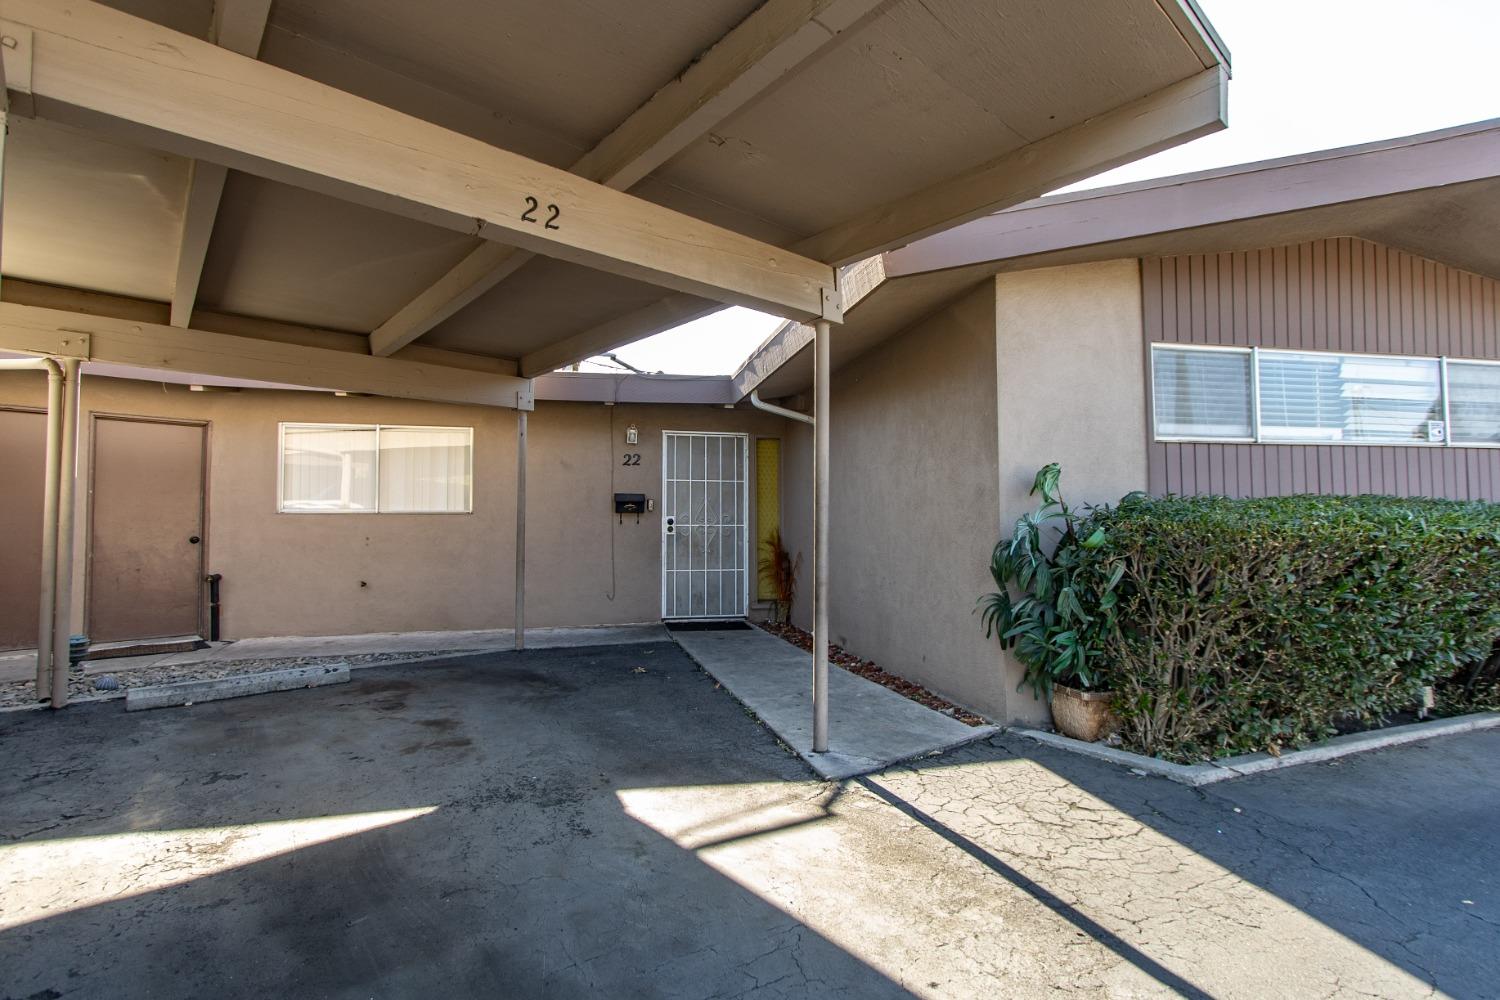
{"left": 0, "top": 301, "right": 536, "bottom": 410}
{"left": 370, "top": 0, "right": 885, "bottom": 357}
{"left": 0, "top": 0, "right": 842, "bottom": 323}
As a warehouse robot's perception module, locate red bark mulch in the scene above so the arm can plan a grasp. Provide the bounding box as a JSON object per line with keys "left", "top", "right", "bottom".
{"left": 755, "top": 621, "right": 989, "bottom": 727}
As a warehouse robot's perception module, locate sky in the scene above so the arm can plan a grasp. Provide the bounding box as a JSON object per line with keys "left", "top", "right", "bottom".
{"left": 585, "top": 0, "right": 1500, "bottom": 377}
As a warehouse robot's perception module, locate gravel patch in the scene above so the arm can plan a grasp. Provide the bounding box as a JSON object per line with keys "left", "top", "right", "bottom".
{"left": 0, "top": 649, "right": 477, "bottom": 710}
{"left": 755, "top": 620, "right": 989, "bottom": 726}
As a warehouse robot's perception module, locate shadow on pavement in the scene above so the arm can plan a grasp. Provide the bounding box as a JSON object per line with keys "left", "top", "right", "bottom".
{"left": 0, "top": 643, "right": 912, "bottom": 999}
{"left": 893, "top": 728, "right": 1499, "bottom": 999}
{"left": 4, "top": 641, "right": 1491, "bottom": 998}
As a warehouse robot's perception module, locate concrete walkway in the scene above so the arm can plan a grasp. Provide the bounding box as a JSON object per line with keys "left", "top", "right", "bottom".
{"left": 0, "top": 624, "right": 669, "bottom": 683}
{"left": 672, "top": 626, "right": 997, "bottom": 779}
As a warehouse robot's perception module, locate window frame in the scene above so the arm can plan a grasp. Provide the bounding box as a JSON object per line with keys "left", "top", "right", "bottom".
{"left": 1148, "top": 343, "right": 1256, "bottom": 444}
{"left": 1149, "top": 343, "right": 1500, "bottom": 449}
{"left": 1254, "top": 347, "right": 1446, "bottom": 448}
{"left": 276, "top": 422, "right": 475, "bottom": 514}
{"left": 1443, "top": 356, "right": 1500, "bottom": 449}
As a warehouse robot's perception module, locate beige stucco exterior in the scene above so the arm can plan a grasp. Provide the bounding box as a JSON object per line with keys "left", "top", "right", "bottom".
{"left": 777, "top": 263, "right": 1150, "bottom": 725}
{"left": 782, "top": 283, "right": 1010, "bottom": 719}
{"left": 994, "top": 260, "right": 1150, "bottom": 722}
{"left": 0, "top": 372, "right": 791, "bottom": 643}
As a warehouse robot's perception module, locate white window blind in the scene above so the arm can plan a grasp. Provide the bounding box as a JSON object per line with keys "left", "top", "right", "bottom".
{"left": 1151, "top": 346, "right": 1253, "bottom": 440}
{"left": 378, "top": 426, "right": 473, "bottom": 512}
{"left": 279, "top": 423, "right": 473, "bottom": 513}
{"left": 1447, "top": 361, "right": 1500, "bottom": 445}
{"left": 1258, "top": 352, "right": 1441, "bottom": 444}
{"left": 280, "top": 424, "right": 377, "bottom": 512}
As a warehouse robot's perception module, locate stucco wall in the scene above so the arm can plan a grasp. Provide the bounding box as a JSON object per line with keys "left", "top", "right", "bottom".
{"left": 994, "top": 260, "right": 1150, "bottom": 722}
{"left": 0, "top": 372, "right": 790, "bottom": 641}
{"left": 782, "top": 283, "right": 1009, "bottom": 720}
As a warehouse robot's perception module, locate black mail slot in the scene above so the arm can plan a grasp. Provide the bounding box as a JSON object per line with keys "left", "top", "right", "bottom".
{"left": 614, "top": 493, "right": 647, "bottom": 514}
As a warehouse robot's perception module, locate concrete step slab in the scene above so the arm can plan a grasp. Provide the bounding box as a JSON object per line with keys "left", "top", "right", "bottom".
{"left": 125, "top": 664, "right": 350, "bottom": 711}
{"left": 672, "top": 627, "right": 997, "bottom": 780}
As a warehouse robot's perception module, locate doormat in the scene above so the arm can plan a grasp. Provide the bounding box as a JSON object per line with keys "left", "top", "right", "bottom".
{"left": 665, "top": 620, "right": 753, "bottom": 632}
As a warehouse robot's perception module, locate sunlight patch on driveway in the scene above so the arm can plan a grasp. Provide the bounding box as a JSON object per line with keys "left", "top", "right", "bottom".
{"left": 620, "top": 760, "right": 1435, "bottom": 999}
{"left": 0, "top": 807, "right": 436, "bottom": 931}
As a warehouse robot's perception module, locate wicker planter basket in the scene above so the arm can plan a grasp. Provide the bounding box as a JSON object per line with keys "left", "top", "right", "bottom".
{"left": 1051, "top": 684, "right": 1117, "bottom": 743}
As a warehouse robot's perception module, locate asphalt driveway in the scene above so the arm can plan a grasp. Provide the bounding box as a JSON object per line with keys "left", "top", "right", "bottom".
{"left": 1, "top": 641, "right": 1494, "bottom": 999}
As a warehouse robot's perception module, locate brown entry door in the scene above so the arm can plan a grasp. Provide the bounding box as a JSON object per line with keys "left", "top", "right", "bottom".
{"left": 0, "top": 409, "right": 46, "bottom": 650}
{"left": 89, "top": 418, "right": 206, "bottom": 642}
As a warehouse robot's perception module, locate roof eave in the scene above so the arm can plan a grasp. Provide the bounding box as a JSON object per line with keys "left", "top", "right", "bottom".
{"left": 886, "top": 119, "right": 1500, "bottom": 278}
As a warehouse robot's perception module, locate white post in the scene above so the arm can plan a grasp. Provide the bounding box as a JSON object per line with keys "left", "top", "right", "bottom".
{"left": 812, "top": 319, "right": 831, "bottom": 753}
{"left": 514, "top": 408, "right": 527, "bottom": 651}
{"left": 35, "top": 361, "right": 64, "bottom": 701}
{"left": 51, "top": 358, "right": 81, "bottom": 709}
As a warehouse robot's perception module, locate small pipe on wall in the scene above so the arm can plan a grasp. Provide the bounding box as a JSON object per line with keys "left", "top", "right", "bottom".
{"left": 205, "top": 574, "right": 223, "bottom": 642}
{"left": 748, "top": 390, "right": 814, "bottom": 426}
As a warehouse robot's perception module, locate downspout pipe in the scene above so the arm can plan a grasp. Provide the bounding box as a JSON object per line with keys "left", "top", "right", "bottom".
{"left": 0, "top": 359, "right": 63, "bottom": 371}
{"left": 747, "top": 390, "right": 814, "bottom": 426}
{"left": 1, "top": 358, "right": 64, "bottom": 701}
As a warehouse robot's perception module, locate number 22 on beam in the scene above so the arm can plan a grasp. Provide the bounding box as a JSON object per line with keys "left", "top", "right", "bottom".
{"left": 521, "top": 196, "right": 561, "bottom": 230}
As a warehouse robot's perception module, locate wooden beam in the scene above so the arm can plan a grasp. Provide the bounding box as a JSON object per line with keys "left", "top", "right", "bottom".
{"left": 520, "top": 255, "right": 891, "bottom": 377}
{"left": 168, "top": 0, "right": 272, "bottom": 328}
{"left": 0, "top": 20, "right": 33, "bottom": 117}
{"left": 0, "top": 21, "right": 22, "bottom": 288}
{"left": 1, "top": 275, "right": 524, "bottom": 376}
{"left": 369, "top": 0, "right": 882, "bottom": 357}
{"left": 170, "top": 160, "right": 230, "bottom": 327}
{"left": 513, "top": 64, "right": 1224, "bottom": 376}
{"left": 211, "top": 0, "right": 275, "bottom": 55}
{"left": 518, "top": 295, "right": 720, "bottom": 378}
{"left": 0, "top": 0, "right": 837, "bottom": 322}
{"left": 794, "top": 67, "right": 1229, "bottom": 266}
{"left": 369, "top": 243, "right": 531, "bottom": 357}
{"left": 573, "top": 0, "right": 882, "bottom": 193}
{"left": 0, "top": 301, "right": 534, "bottom": 409}
{"left": 1154, "top": 0, "right": 1231, "bottom": 73}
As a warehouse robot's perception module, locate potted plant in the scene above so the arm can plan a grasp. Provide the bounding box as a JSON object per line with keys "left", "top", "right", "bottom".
{"left": 979, "top": 464, "right": 1124, "bottom": 742}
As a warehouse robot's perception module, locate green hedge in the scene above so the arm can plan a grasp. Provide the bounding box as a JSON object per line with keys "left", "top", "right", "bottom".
{"left": 1078, "top": 493, "right": 1500, "bottom": 762}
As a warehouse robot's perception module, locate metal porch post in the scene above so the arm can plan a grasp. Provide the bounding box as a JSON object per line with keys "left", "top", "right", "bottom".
{"left": 50, "top": 358, "right": 81, "bottom": 709}
{"left": 515, "top": 407, "right": 527, "bottom": 651}
{"left": 812, "top": 318, "right": 831, "bottom": 753}
{"left": 35, "top": 360, "right": 63, "bottom": 701}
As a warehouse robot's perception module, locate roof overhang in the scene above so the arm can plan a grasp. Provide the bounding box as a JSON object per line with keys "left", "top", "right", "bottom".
{"left": 884, "top": 117, "right": 1500, "bottom": 279}
{"left": 739, "top": 118, "right": 1500, "bottom": 399}
{"left": 0, "top": 0, "right": 1228, "bottom": 408}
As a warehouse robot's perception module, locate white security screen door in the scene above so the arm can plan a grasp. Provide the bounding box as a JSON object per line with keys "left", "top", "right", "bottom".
{"left": 662, "top": 432, "right": 750, "bottom": 619}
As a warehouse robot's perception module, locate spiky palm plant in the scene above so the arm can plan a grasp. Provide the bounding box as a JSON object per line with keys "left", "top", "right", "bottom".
{"left": 759, "top": 529, "right": 801, "bottom": 624}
